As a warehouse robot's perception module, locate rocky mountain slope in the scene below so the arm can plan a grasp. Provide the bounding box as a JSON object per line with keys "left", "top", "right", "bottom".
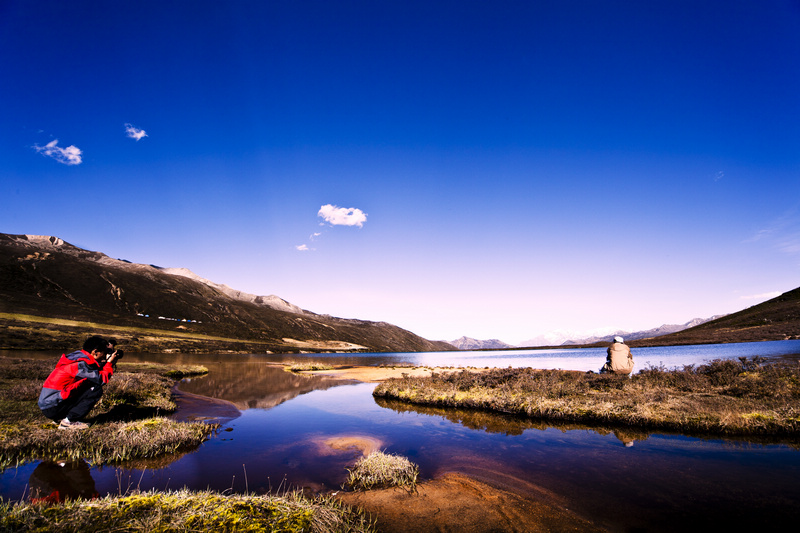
{"left": 0, "top": 233, "right": 454, "bottom": 353}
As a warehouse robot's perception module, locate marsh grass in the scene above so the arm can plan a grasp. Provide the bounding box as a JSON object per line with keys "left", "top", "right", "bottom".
{"left": 0, "top": 488, "right": 375, "bottom": 533}
{"left": 0, "top": 357, "right": 217, "bottom": 469}
{"left": 345, "top": 451, "right": 419, "bottom": 491}
{"left": 288, "top": 363, "right": 335, "bottom": 373}
{"left": 373, "top": 357, "right": 800, "bottom": 437}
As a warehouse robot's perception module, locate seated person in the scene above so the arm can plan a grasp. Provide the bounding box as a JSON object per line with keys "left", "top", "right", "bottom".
{"left": 601, "top": 336, "right": 634, "bottom": 375}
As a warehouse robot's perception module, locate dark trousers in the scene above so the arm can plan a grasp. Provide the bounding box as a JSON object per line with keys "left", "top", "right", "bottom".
{"left": 41, "top": 382, "right": 104, "bottom": 423}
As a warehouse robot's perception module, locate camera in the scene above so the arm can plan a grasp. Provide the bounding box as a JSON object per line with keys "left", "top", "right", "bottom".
{"left": 104, "top": 338, "right": 123, "bottom": 361}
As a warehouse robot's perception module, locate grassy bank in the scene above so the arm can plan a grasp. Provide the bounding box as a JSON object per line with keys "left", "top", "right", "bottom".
{"left": 0, "top": 488, "right": 375, "bottom": 533}
{"left": 0, "top": 356, "right": 217, "bottom": 469}
{"left": 373, "top": 357, "right": 800, "bottom": 438}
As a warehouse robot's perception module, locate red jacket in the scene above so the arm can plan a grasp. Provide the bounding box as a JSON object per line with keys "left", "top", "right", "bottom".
{"left": 38, "top": 350, "right": 114, "bottom": 411}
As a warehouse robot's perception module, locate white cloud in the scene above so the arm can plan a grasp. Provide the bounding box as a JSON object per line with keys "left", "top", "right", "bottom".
{"left": 33, "top": 140, "right": 82, "bottom": 165}
{"left": 741, "top": 291, "right": 782, "bottom": 300}
{"left": 295, "top": 244, "right": 310, "bottom": 251}
{"left": 125, "top": 123, "right": 147, "bottom": 141}
{"left": 318, "top": 204, "right": 367, "bottom": 227}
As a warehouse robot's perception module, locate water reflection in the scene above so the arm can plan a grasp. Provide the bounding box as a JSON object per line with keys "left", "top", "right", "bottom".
{"left": 29, "top": 460, "right": 98, "bottom": 504}
{"left": 177, "top": 362, "right": 351, "bottom": 410}
{"left": 376, "top": 397, "right": 651, "bottom": 445}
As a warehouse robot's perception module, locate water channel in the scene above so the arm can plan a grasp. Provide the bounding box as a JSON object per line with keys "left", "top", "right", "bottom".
{"left": 2, "top": 340, "right": 800, "bottom": 531}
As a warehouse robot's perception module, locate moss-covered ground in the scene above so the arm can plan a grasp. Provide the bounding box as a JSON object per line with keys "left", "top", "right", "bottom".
{"left": 0, "top": 488, "right": 375, "bottom": 533}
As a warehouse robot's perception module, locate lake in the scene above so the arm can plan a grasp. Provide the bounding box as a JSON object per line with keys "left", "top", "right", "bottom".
{"left": 2, "top": 340, "right": 800, "bottom": 531}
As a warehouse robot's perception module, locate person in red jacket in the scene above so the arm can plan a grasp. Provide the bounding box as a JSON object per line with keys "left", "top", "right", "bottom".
{"left": 38, "top": 336, "right": 120, "bottom": 430}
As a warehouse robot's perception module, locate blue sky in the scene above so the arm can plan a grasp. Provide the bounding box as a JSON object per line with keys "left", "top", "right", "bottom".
{"left": 2, "top": 1, "right": 799, "bottom": 344}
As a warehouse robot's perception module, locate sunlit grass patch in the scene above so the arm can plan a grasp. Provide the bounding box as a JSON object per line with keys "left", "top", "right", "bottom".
{"left": 288, "top": 362, "right": 334, "bottom": 372}
{"left": 0, "top": 488, "right": 375, "bottom": 533}
{"left": 0, "top": 417, "right": 217, "bottom": 469}
{"left": 345, "top": 451, "right": 419, "bottom": 491}
{"left": 117, "top": 362, "right": 209, "bottom": 380}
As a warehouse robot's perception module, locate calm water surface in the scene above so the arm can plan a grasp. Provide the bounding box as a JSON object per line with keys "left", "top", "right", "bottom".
{"left": 2, "top": 340, "right": 800, "bottom": 531}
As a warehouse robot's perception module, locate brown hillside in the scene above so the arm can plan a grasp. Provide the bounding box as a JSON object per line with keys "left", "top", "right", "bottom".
{"left": 0, "top": 233, "right": 454, "bottom": 354}
{"left": 632, "top": 287, "right": 800, "bottom": 347}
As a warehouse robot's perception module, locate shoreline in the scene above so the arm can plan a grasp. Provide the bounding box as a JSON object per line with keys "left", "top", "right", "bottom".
{"left": 295, "top": 364, "right": 489, "bottom": 382}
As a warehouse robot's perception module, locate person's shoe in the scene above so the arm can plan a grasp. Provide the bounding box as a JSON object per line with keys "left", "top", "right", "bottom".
{"left": 58, "top": 419, "right": 90, "bottom": 430}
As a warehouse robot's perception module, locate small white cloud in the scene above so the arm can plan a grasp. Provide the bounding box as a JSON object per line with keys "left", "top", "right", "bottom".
{"left": 125, "top": 123, "right": 147, "bottom": 141}
{"left": 741, "top": 291, "right": 782, "bottom": 300}
{"left": 295, "top": 244, "right": 310, "bottom": 251}
{"left": 318, "top": 204, "right": 367, "bottom": 227}
{"left": 714, "top": 170, "right": 724, "bottom": 181}
{"left": 33, "top": 140, "right": 82, "bottom": 165}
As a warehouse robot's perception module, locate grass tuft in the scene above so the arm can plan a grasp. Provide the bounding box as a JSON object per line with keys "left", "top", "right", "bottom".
{"left": 345, "top": 451, "right": 419, "bottom": 491}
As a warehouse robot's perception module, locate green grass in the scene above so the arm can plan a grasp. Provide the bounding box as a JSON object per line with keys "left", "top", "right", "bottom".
{"left": 0, "top": 488, "right": 375, "bottom": 533}
{"left": 345, "top": 451, "right": 419, "bottom": 491}
{"left": 0, "top": 357, "right": 217, "bottom": 469}
{"left": 373, "top": 357, "right": 800, "bottom": 437}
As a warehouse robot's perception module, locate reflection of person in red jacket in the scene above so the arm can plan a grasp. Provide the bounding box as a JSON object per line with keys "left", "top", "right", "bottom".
{"left": 29, "top": 459, "right": 98, "bottom": 503}
{"left": 38, "top": 336, "right": 120, "bottom": 430}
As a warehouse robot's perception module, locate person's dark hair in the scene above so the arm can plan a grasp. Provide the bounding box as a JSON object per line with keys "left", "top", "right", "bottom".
{"left": 83, "top": 336, "right": 108, "bottom": 353}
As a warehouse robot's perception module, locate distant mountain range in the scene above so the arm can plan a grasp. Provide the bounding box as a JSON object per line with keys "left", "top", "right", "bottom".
{"left": 447, "top": 337, "right": 515, "bottom": 350}
{"left": 551, "top": 316, "right": 727, "bottom": 346}
{"left": 452, "top": 318, "right": 724, "bottom": 350}
{"left": 0, "top": 233, "right": 454, "bottom": 353}
{"left": 453, "top": 293, "right": 800, "bottom": 350}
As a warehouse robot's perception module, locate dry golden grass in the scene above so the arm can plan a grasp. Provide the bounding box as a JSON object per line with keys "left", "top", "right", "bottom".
{"left": 345, "top": 451, "right": 419, "bottom": 491}
{"left": 374, "top": 358, "right": 800, "bottom": 437}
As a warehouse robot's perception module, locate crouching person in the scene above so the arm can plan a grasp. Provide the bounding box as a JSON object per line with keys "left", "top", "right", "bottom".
{"left": 601, "top": 336, "right": 634, "bottom": 375}
{"left": 38, "top": 336, "right": 119, "bottom": 430}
